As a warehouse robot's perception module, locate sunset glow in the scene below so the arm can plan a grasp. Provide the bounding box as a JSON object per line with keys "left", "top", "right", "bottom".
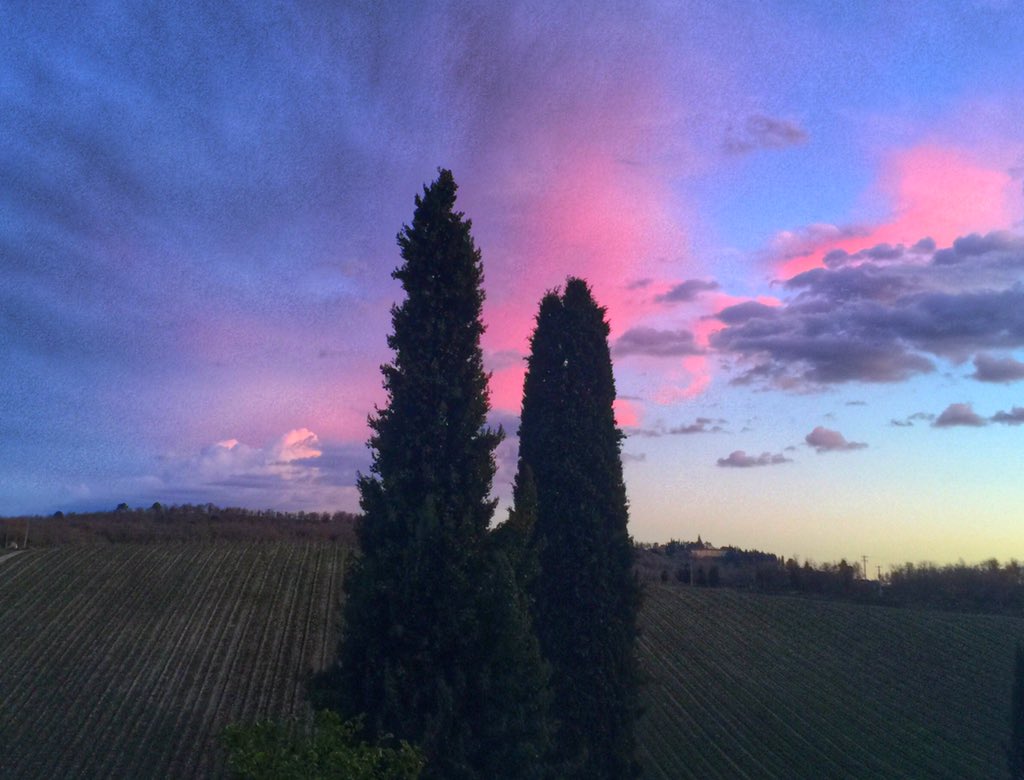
{"left": 5, "top": 2, "right": 1024, "bottom": 571}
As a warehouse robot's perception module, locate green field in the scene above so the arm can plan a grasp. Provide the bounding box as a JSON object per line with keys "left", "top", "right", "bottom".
{"left": 1, "top": 543, "right": 1022, "bottom": 778}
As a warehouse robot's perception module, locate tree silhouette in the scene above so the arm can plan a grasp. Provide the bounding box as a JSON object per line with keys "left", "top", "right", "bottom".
{"left": 517, "top": 278, "right": 640, "bottom": 779}
{"left": 332, "top": 169, "right": 548, "bottom": 779}
{"left": 491, "top": 462, "right": 541, "bottom": 594}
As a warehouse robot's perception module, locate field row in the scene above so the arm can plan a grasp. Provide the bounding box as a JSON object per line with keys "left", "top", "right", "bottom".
{"left": 0, "top": 542, "right": 346, "bottom": 778}
{"left": 636, "top": 584, "right": 1024, "bottom": 779}
{"left": 3, "top": 545, "right": 1024, "bottom": 778}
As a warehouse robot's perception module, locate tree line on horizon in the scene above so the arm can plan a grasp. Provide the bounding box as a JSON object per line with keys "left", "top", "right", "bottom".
{"left": 640, "top": 538, "right": 1024, "bottom": 616}
{"left": 307, "top": 169, "right": 639, "bottom": 779}
{"left": 0, "top": 504, "right": 359, "bottom": 546}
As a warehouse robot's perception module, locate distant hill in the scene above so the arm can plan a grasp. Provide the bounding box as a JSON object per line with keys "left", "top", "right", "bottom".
{"left": 0, "top": 504, "right": 358, "bottom": 546}
{"left": 1, "top": 542, "right": 1022, "bottom": 778}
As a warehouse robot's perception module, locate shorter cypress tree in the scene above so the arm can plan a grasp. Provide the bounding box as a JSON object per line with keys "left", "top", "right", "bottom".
{"left": 518, "top": 278, "right": 641, "bottom": 779}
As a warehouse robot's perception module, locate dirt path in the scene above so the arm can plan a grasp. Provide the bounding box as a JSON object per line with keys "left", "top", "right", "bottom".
{"left": 0, "top": 550, "right": 26, "bottom": 565}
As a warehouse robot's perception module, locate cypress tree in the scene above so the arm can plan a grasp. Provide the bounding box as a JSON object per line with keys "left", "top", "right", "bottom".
{"left": 518, "top": 278, "right": 641, "bottom": 779}
{"left": 1010, "top": 642, "right": 1024, "bottom": 779}
{"left": 334, "top": 169, "right": 549, "bottom": 779}
{"left": 491, "top": 462, "right": 540, "bottom": 593}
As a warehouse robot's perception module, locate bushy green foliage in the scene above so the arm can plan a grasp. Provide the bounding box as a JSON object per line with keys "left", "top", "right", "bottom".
{"left": 334, "top": 170, "right": 549, "bottom": 779}
{"left": 221, "top": 710, "right": 424, "bottom": 779}
{"left": 517, "top": 278, "right": 640, "bottom": 779}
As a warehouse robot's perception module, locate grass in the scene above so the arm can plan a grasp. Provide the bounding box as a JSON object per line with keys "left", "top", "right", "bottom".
{"left": 1, "top": 543, "right": 1022, "bottom": 778}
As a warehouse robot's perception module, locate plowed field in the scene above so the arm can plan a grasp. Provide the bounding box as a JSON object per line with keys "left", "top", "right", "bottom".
{"left": 2, "top": 545, "right": 1022, "bottom": 778}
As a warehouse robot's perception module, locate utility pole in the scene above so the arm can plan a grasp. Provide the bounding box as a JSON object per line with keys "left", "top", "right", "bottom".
{"left": 22, "top": 518, "right": 29, "bottom": 549}
{"left": 862, "top": 555, "right": 868, "bottom": 580}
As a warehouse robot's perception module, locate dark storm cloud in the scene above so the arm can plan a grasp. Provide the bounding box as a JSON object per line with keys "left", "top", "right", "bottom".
{"left": 655, "top": 279, "right": 720, "bottom": 303}
{"left": 783, "top": 264, "right": 920, "bottom": 302}
{"left": 932, "top": 231, "right": 1024, "bottom": 265}
{"left": 710, "top": 233, "right": 1024, "bottom": 389}
{"left": 716, "top": 450, "right": 791, "bottom": 468}
{"left": 628, "top": 417, "right": 726, "bottom": 437}
{"left": 822, "top": 249, "right": 852, "bottom": 268}
{"left": 713, "top": 307, "right": 936, "bottom": 384}
{"left": 991, "top": 407, "right": 1024, "bottom": 425}
{"left": 805, "top": 426, "right": 867, "bottom": 452}
{"left": 890, "top": 412, "right": 935, "bottom": 427}
{"left": 971, "top": 353, "right": 1024, "bottom": 383}
{"left": 724, "top": 114, "right": 808, "bottom": 155}
{"left": 669, "top": 417, "right": 726, "bottom": 434}
{"left": 614, "top": 327, "right": 702, "bottom": 357}
{"left": 822, "top": 242, "right": 908, "bottom": 268}
{"left": 911, "top": 237, "right": 937, "bottom": 254}
{"left": 933, "top": 403, "right": 986, "bottom": 428}
{"left": 713, "top": 301, "right": 781, "bottom": 325}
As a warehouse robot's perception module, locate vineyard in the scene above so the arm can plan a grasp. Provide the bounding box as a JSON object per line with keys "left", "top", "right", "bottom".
{"left": 1, "top": 544, "right": 1023, "bottom": 778}
{"left": 638, "top": 584, "right": 1024, "bottom": 779}
{"left": 0, "top": 543, "right": 345, "bottom": 778}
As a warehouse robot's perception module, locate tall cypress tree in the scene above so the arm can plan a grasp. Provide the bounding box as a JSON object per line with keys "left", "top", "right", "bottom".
{"left": 517, "top": 278, "right": 641, "bottom": 779}
{"left": 334, "top": 170, "right": 549, "bottom": 779}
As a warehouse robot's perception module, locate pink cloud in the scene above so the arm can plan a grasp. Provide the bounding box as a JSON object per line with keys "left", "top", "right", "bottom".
{"left": 805, "top": 426, "right": 867, "bottom": 453}
{"left": 274, "top": 428, "right": 321, "bottom": 463}
{"left": 613, "top": 398, "right": 641, "bottom": 428}
{"left": 483, "top": 151, "right": 689, "bottom": 359}
{"left": 933, "top": 402, "right": 986, "bottom": 428}
{"left": 777, "top": 144, "right": 1021, "bottom": 278}
{"left": 636, "top": 292, "right": 780, "bottom": 404}
{"left": 488, "top": 363, "right": 528, "bottom": 415}
{"left": 652, "top": 356, "right": 712, "bottom": 404}
{"left": 470, "top": 37, "right": 700, "bottom": 364}
{"left": 479, "top": 140, "right": 693, "bottom": 414}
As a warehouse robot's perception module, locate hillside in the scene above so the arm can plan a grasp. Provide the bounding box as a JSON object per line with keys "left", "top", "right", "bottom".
{"left": 1, "top": 543, "right": 1022, "bottom": 778}
{"left": 0, "top": 543, "right": 345, "bottom": 778}
{"left": 639, "top": 584, "right": 1024, "bottom": 778}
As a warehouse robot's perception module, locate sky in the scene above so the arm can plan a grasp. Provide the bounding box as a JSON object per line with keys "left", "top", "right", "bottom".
{"left": 4, "top": 1, "right": 1024, "bottom": 571}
